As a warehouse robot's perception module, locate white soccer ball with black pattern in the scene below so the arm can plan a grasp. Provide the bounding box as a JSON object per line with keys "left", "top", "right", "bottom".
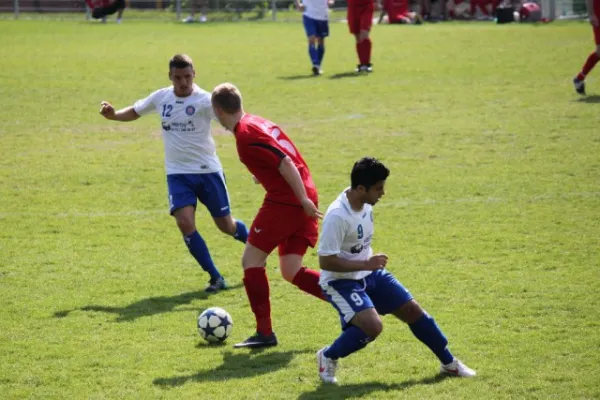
{"left": 197, "top": 307, "right": 233, "bottom": 343}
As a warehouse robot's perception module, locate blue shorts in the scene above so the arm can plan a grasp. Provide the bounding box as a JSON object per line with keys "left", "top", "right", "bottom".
{"left": 321, "top": 269, "right": 413, "bottom": 329}
{"left": 166, "top": 172, "right": 231, "bottom": 218}
{"left": 303, "top": 15, "right": 329, "bottom": 38}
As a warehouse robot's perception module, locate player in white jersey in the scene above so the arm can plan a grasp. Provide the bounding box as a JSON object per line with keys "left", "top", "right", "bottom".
{"left": 295, "top": 0, "right": 335, "bottom": 75}
{"left": 316, "top": 157, "right": 476, "bottom": 384}
{"left": 99, "top": 54, "right": 248, "bottom": 293}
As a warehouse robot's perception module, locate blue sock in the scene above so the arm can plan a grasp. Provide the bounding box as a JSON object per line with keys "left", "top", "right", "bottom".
{"left": 324, "top": 325, "right": 372, "bottom": 360}
{"left": 317, "top": 43, "right": 325, "bottom": 65}
{"left": 233, "top": 220, "right": 248, "bottom": 244}
{"left": 184, "top": 231, "right": 221, "bottom": 282}
{"left": 308, "top": 43, "right": 319, "bottom": 66}
{"left": 409, "top": 312, "right": 454, "bottom": 365}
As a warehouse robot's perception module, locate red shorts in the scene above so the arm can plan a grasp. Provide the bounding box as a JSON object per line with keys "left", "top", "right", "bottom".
{"left": 248, "top": 201, "right": 319, "bottom": 257}
{"left": 347, "top": 3, "right": 374, "bottom": 35}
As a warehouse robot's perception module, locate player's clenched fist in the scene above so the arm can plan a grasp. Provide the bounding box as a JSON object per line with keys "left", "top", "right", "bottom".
{"left": 99, "top": 101, "right": 116, "bottom": 120}
{"left": 365, "top": 253, "right": 388, "bottom": 270}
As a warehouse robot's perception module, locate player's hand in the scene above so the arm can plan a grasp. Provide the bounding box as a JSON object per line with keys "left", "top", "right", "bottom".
{"left": 590, "top": 14, "right": 599, "bottom": 27}
{"left": 99, "top": 101, "right": 116, "bottom": 120}
{"left": 365, "top": 253, "right": 388, "bottom": 270}
{"left": 328, "top": 0, "right": 335, "bottom": 6}
{"left": 301, "top": 198, "right": 323, "bottom": 219}
{"left": 296, "top": 3, "right": 305, "bottom": 11}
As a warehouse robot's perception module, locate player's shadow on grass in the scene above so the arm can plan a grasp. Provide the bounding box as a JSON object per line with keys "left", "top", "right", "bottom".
{"left": 278, "top": 74, "right": 319, "bottom": 80}
{"left": 329, "top": 72, "right": 366, "bottom": 80}
{"left": 297, "top": 374, "right": 448, "bottom": 400}
{"left": 577, "top": 95, "right": 600, "bottom": 103}
{"left": 153, "top": 349, "right": 311, "bottom": 387}
{"left": 53, "top": 284, "right": 243, "bottom": 322}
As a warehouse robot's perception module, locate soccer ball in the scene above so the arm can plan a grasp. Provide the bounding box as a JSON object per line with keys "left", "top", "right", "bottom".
{"left": 197, "top": 307, "right": 233, "bottom": 343}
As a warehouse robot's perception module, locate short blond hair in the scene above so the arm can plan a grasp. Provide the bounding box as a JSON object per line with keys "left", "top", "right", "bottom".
{"left": 169, "top": 54, "right": 194, "bottom": 70}
{"left": 211, "top": 83, "right": 243, "bottom": 114}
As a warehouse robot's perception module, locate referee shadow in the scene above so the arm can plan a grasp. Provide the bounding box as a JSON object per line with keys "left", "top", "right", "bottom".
{"left": 577, "top": 95, "right": 600, "bottom": 103}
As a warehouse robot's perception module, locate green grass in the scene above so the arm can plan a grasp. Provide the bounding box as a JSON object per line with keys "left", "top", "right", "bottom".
{"left": 1, "top": 19, "right": 599, "bottom": 399}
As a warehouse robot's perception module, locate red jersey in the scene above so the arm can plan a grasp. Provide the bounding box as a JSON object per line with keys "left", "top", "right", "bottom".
{"left": 234, "top": 114, "right": 318, "bottom": 207}
{"left": 384, "top": 0, "right": 409, "bottom": 20}
{"left": 348, "top": 0, "right": 374, "bottom": 7}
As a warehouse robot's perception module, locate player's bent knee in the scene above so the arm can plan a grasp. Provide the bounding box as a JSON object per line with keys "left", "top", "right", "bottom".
{"left": 214, "top": 215, "right": 236, "bottom": 235}
{"left": 280, "top": 268, "right": 296, "bottom": 283}
{"left": 279, "top": 257, "right": 303, "bottom": 282}
{"left": 175, "top": 217, "right": 195, "bottom": 235}
{"left": 352, "top": 311, "right": 383, "bottom": 338}
{"left": 308, "top": 35, "right": 318, "bottom": 45}
{"left": 395, "top": 300, "right": 424, "bottom": 324}
{"left": 363, "top": 319, "right": 383, "bottom": 338}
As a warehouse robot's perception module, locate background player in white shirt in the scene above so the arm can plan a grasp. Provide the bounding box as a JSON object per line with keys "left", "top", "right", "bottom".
{"left": 99, "top": 54, "right": 248, "bottom": 293}
{"left": 295, "top": 0, "right": 335, "bottom": 75}
{"left": 316, "top": 157, "right": 476, "bottom": 384}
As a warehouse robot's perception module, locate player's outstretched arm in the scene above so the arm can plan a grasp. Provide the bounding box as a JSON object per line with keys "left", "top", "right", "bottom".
{"left": 319, "top": 253, "right": 388, "bottom": 272}
{"left": 278, "top": 156, "right": 323, "bottom": 218}
{"left": 99, "top": 101, "right": 140, "bottom": 122}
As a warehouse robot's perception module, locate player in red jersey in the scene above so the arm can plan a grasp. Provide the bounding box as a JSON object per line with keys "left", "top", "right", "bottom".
{"left": 347, "top": 0, "right": 381, "bottom": 72}
{"left": 211, "top": 82, "right": 326, "bottom": 348}
{"left": 573, "top": 0, "right": 600, "bottom": 95}
{"left": 381, "top": 0, "right": 422, "bottom": 24}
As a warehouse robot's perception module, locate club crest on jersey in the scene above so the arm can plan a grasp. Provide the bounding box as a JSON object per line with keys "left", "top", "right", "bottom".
{"left": 185, "top": 105, "right": 195, "bottom": 116}
{"left": 350, "top": 244, "right": 364, "bottom": 254}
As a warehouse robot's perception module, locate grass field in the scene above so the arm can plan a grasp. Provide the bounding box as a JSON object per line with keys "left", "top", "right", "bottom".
{"left": 1, "top": 18, "right": 599, "bottom": 399}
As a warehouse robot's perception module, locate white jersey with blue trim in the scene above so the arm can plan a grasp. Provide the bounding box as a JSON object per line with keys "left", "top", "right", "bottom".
{"left": 133, "top": 83, "right": 222, "bottom": 175}
{"left": 303, "top": 0, "right": 329, "bottom": 21}
{"left": 318, "top": 188, "right": 374, "bottom": 284}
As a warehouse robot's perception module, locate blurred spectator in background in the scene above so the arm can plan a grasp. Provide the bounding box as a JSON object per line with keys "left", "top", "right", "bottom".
{"left": 381, "top": 0, "right": 423, "bottom": 23}
{"left": 86, "top": 0, "right": 125, "bottom": 23}
{"left": 419, "top": 0, "right": 447, "bottom": 20}
{"left": 518, "top": 2, "right": 541, "bottom": 21}
{"left": 182, "top": 0, "right": 209, "bottom": 23}
{"left": 469, "top": 0, "right": 498, "bottom": 19}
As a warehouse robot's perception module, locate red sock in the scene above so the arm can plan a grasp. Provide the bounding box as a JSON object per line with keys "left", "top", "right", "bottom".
{"left": 362, "top": 38, "right": 372, "bottom": 64}
{"left": 577, "top": 52, "right": 600, "bottom": 81}
{"left": 291, "top": 267, "right": 326, "bottom": 301}
{"left": 243, "top": 267, "right": 272, "bottom": 336}
{"left": 355, "top": 42, "right": 365, "bottom": 65}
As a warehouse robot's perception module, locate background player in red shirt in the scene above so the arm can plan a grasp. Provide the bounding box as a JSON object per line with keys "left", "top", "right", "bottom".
{"left": 211, "top": 82, "right": 326, "bottom": 348}
{"left": 573, "top": 0, "right": 600, "bottom": 95}
{"left": 381, "top": 0, "right": 422, "bottom": 24}
{"left": 347, "top": 0, "right": 382, "bottom": 72}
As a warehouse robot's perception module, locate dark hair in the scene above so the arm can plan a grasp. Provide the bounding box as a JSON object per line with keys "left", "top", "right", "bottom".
{"left": 211, "top": 83, "right": 243, "bottom": 114}
{"left": 351, "top": 157, "right": 390, "bottom": 190}
{"left": 169, "top": 54, "right": 193, "bottom": 70}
